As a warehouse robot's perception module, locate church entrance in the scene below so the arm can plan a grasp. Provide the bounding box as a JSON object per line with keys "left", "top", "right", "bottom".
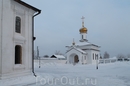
{"left": 74, "top": 55, "right": 79, "bottom": 63}
{"left": 69, "top": 53, "right": 79, "bottom": 64}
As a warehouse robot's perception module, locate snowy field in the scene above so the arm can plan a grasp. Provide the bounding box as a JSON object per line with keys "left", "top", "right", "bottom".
{"left": 0, "top": 61, "right": 130, "bottom": 86}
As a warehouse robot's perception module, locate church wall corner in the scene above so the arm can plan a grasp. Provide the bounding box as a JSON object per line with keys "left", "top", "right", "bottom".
{"left": 0, "top": 0, "right": 34, "bottom": 78}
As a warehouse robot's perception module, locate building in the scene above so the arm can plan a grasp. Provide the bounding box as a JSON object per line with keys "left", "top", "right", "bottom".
{"left": 51, "top": 54, "right": 66, "bottom": 60}
{"left": 66, "top": 17, "right": 100, "bottom": 64}
{"left": 0, "top": 0, "right": 41, "bottom": 79}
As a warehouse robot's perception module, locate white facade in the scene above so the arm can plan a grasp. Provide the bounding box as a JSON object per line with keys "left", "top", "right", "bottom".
{"left": 66, "top": 17, "right": 100, "bottom": 65}
{"left": 0, "top": 0, "right": 40, "bottom": 79}
{"left": 80, "top": 33, "right": 87, "bottom": 42}
{"left": 66, "top": 43, "right": 100, "bottom": 64}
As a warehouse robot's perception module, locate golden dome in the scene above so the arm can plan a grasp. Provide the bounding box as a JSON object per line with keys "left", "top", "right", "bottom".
{"left": 79, "top": 27, "right": 87, "bottom": 33}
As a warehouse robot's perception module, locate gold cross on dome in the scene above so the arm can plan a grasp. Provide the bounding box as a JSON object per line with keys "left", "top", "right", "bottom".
{"left": 81, "top": 16, "right": 85, "bottom": 27}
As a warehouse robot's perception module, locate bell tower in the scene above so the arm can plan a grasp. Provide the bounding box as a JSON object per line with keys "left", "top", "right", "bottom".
{"left": 79, "top": 16, "right": 88, "bottom": 42}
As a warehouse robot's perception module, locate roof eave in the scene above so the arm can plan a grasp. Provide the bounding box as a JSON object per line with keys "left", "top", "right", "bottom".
{"left": 14, "top": 0, "right": 41, "bottom": 13}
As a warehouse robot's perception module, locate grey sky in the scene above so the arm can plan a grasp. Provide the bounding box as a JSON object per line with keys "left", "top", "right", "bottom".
{"left": 24, "top": 0, "right": 130, "bottom": 57}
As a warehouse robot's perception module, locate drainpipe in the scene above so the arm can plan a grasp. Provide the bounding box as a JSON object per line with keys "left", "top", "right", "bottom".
{"left": 32, "top": 10, "right": 41, "bottom": 77}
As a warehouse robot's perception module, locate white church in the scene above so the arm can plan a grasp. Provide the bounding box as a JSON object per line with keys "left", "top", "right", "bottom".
{"left": 66, "top": 17, "right": 100, "bottom": 64}
{"left": 0, "top": 0, "right": 41, "bottom": 79}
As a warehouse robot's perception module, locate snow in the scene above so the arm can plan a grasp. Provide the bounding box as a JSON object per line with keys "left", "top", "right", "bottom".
{"left": 66, "top": 41, "right": 100, "bottom": 49}
{"left": 110, "top": 56, "right": 117, "bottom": 59}
{"left": 52, "top": 55, "right": 66, "bottom": 59}
{"left": 0, "top": 61, "right": 130, "bottom": 86}
{"left": 75, "top": 42, "right": 91, "bottom": 46}
{"left": 66, "top": 42, "right": 91, "bottom": 47}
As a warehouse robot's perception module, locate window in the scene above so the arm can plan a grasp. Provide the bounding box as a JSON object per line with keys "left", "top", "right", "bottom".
{"left": 15, "top": 45, "right": 22, "bottom": 64}
{"left": 82, "top": 35, "right": 83, "bottom": 39}
{"left": 95, "top": 54, "right": 98, "bottom": 60}
{"left": 84, "top": 56, "right": 86, "bottom": 60}
{"left": 95, "top": 54, "right": 97, "bottom": 60}
{"left": 93, "top": 53, "right": 94, "bottom": 60}
{"left": 15, "top": 16, "right": 21, "bottom": 33}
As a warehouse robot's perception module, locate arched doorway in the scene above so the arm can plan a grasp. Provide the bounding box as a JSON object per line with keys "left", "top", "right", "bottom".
{"left": 69, "top": 54, "right": 79, "bottom": 64}
{"left": 74, "top": 55, "right": 79, "bottom": 63}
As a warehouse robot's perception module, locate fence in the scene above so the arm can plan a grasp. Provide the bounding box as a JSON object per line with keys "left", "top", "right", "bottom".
{"left": 34, "top": 59, "right": 67, "bottom": 65}
{"left": 99, "top": 58, "right": 130, "bottom": 64}
{"left": 99, "top": 59, "right": 117, "bottom": 64}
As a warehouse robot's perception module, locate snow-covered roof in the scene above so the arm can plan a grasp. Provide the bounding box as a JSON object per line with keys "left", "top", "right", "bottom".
{"left": 75, "top": 42, "right": 90, "bottom": 46}
{"left": 66, "top": 41, "right": 100, "bottom": 47}
{"left": 73, "top": 47, "right": 87, "bottom": 54}
{"left": 52, "top": 55, "right": 66, "bottom": 59}
{"left": 66, "top": 46, "right": 87, "bottom": 54}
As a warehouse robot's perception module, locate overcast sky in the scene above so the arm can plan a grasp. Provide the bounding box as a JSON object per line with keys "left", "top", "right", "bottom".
{"left": 24, "top": 0, "right": 130, "bottom": 57}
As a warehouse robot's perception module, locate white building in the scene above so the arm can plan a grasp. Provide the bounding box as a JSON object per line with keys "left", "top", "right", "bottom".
{"left": 0, "top": 0, "right": 41, "bottom": 79}
{"left": 66, "top": 17, "right": 100, "bottom": 64}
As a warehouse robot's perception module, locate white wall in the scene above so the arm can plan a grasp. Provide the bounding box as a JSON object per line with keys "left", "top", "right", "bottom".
{"left": 80, "top": 33, "right": 86, "bottom": 40}
{"left": 0, "top": 0, "right": 2, "bottom": 74}
{"left": 91, "top": 50, "right": 100, "bottom": 64}
{"left": 66, "top": 49, "right": 81, "bottom": 64}
{"left": 1, "top": 0, "right": 13, "bottom": 74}
{"left": 0, "top": 0, "right": 36, "bottom": 79}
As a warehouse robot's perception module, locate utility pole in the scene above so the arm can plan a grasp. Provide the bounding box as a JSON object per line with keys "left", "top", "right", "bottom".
{"left": 37, "top": 46, "right": 40, "bottom": 68}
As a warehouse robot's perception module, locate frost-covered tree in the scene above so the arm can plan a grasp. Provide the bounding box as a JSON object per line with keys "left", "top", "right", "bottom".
{"left": 117, "top": 54, "right": 125, "bottom": 59}
{"left": 127, "top": 54, "right": 130, "bottom": 58}
{"left": 103, "top": 52, "right": 110, "bottom": 59}
{"left": 100, "top": 54, "right": 102, "bottom": 59}
{"left": 117, "top": 54, "right": 125, "bottom": 61}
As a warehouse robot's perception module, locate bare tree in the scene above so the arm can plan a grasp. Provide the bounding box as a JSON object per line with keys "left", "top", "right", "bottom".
{"left": 103, "top": 52, "right": 110, "bottom": 59}
{"left": 55, "top": 50, "right": 63, "bottom": 55}
{"left": 127, "top": 54, "right": 130, "bottom": 58}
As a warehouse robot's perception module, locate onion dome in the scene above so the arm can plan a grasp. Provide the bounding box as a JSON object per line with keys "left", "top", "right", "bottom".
{"left": 79, "top": 27, "right": 87, "bottom": 33}
{"left": 79, "top": 16, "right": 88, "bottom": 33}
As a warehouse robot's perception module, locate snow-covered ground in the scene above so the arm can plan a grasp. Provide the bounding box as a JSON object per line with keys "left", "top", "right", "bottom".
{"left": 0, "top": 61, "right": 130, "bottom": 86}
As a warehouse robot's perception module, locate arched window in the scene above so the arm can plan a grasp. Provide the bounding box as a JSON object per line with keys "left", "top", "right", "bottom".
{"left": 15, "top": 16, "right": 21, "bottom": 33}
{"left": 15, "top": 45, "right": 22, "bottom": 64}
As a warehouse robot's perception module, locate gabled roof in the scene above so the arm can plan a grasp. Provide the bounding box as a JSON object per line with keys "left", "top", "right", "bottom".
{"left": 14, "top": 0, "right": 41, "bottom": 12}
{"left": 66, "top": 46, "right": 87, "bottom": 54}
{"left": 66, "top": 41, "right": 100, "bottom": 48}
{"left": 51, "top": 55, "right": 66, "bottom": 59}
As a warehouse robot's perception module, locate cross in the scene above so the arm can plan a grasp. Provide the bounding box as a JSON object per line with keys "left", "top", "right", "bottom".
{"left": 81, "top": 16, "right": 85, "bottom": 27}
{"left": 81, "top": 16, "right": 85, "bottom": 21}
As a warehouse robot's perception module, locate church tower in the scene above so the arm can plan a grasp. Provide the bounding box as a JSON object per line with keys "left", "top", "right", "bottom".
{"left": 79, "top": 16, "right": 88, "bottom": 42}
